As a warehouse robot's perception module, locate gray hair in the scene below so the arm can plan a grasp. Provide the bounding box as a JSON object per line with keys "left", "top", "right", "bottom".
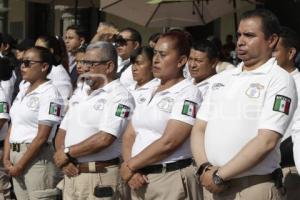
{"left": 86, "top": 41, "right": 118, "bottom": 69}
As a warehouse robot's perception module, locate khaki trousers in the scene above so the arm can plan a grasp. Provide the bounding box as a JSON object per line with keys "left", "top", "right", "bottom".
{"left": 203, "top": 175, "right": 284, "bottom": 200}
{"left": 131, "top": 165, "right": 203, "bottom": 200}
{"left": 282, "top": 166, "right": 300, "bottom": 200}
{"left": 10, "top": 144, "right": 59, "bottom": 200}
{"left": 62, "top": 165, "right": 120, "bottom": 200}
{"left": 0, "top": 147, "right": 12, "bottom": 200}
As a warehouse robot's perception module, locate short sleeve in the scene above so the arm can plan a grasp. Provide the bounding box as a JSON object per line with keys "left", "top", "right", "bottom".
{"left": 38, "top": 89, "right": 64, "bottom": 124}
{"left": 59, "top": 110, "right": 70, "bottom": 131}
{"left": 258, "top": 75, "right": 298, "bottom": 135}
{"left": 170, "top": 86, "right": 202, "bottom": 125}
{"left": 98, "top": 91, "right": 135, "bottom": 138}
{"left": 196, "top": 82, "right": 212, "bottom": 122}
{"left": 0, "top": 89, "right": 9, "bottom": 120}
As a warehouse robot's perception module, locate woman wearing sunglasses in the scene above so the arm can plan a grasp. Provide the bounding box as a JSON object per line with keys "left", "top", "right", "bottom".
{"left": 3, "top": 46, "right": 64, "bottom": 199}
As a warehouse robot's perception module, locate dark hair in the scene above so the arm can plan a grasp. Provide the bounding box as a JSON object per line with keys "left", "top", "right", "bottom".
{"left": 207, "top": 36, "right": 224, "bottom": 60}
{"left": 36, "top": 35, "right": 62, "bottom": 66}
{"left": 66, "top": 24, "right": 89, "bottom": 42}
{"left": 192, "top": 39, "right": 219, "bottom": 60}
{"left": 0, "top": 57, "right": 13, "bottom": 81}
{"left": 240, "top": 9, "right": 281, "bottom": 39}
{"left": 148, "top": 32, "right": 161, "bottom": 44}
{"left": 159, "top": 31, "right": 191, "bottom": 57}
{"left": 120, "top": 27, "right": 142, "bottom": 45}
{"left": 130, "top": 46, "right": 154, "bottom": 64}
{"left": 27, "top": 46, "right": 53, "bottom": 74}
{"left": 279, "top": 26, "right": 300, "bottom": 54}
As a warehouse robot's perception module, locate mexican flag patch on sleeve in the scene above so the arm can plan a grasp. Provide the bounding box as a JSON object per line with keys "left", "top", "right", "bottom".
{"left": 115, "top": 104, "right": 130, "bottom": 118}
{"left": 273, "top": 95, "right": 291, "bottom": 115}
{"left": 49, "top": 102, "right": 62, "bottom": 116}
{"left": 0, "top": 102, "right": 9, "bottom": 113}
{"left": 181, "top": 100, "right": 197, "bottom": 118}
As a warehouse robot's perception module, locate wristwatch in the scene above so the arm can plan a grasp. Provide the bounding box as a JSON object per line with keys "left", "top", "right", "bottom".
{"left": 64, "top": 147, "right": 77, "bottom": 163}
{"left": 212, "top": 170, "right": 225, "bottom": 186}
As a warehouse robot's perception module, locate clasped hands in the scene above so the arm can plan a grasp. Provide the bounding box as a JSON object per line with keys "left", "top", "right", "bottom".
{"left": 120, "top": 162, "right": 149, "bottom": 190}
{"left": 199, "top": 166, "right": 227, "bottom": 194}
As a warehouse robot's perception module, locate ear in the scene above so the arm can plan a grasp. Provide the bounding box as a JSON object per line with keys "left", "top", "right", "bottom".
{"left": 288, "top": 47, "right": 297, "bottom": 61}
{"left": 133, "top": 41, "right": 140, "bottom": 49}
{"left": 3, "top": 44, "right": 10, "bottom": 51}
{"left": 177, "top": 55, "right": 188, "bottom": 69}
{"left": 49, "top": 48, "right": 54, "bottom": 54}
{"left": 41, "top": 63, "right": 49, "bottom": 73}
{"left": 105, "top": 61, "right": 115, "bottom": 74}
{"left": 269, "top": 33, "right": 279, "bottom": 49}
{"left": 79, "top": 37, "right": 85, "bottom": 46}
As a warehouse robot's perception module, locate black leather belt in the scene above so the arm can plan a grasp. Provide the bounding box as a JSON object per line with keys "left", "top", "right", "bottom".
{"left": 0, "top": 140, "right": 3, "bottom": 148}
{"left": 10, "top": 143, "right": 51, "bottom": 152}
{"left": 139, "top": 158, "right": 192, "bottom": 174}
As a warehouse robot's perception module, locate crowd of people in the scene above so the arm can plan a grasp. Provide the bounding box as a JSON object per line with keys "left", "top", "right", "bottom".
{"left": 0, "top": 8, "right": 300, "bottom": 200}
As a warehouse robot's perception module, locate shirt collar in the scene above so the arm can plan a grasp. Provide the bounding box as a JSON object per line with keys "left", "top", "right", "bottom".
{"left": 232, "top": 57, "right": 276, "bottom": 76}
{"left": 290, "top": 68, "right": 299, "bottom": 76}
{"left": 25, "top": 80, "right": 53, "bottom": 95}
{"left": 159, "top": 79, "right": 192, "bottom": 94}
{"left": 88, "top": 79, "right": 120, "bottom": 96}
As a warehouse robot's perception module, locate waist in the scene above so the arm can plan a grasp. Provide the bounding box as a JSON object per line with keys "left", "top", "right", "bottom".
{"left": 139, "top": 158, "right": 192, "bottom": 174}
{"left": 10, "top": 142, "right": 52, "bottom": 152}
{"left": 77, "top": 157, "right": 120, "bottom": 173}
{"left": 227, "top": 174, "right": 273, "bottom": 189}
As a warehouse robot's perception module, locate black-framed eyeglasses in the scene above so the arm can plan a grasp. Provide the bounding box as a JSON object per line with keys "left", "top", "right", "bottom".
{"left": 21, "top": 60, "right": 44, "bottom": 68}
{"left": 114, "top": 35, "right": 136, "bottom": 47}
{"left": 81, "top": 60, "right": 110, "bottom": 68}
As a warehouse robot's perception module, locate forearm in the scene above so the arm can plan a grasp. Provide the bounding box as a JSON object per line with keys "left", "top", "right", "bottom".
{"left": 90, "top": 33, "right": 101, "bottom": 44}
{"left": 122, "top": 132, "right": 136, "bottom": 162}
{"left": 191, "top": 120, "right": 208, "bottom": 166}
{"left": 69, "top": 132, "right": 115, "bottom": 158}
{"left": 3, "top": 127, "right": 11, "bottom": 160}
{"left": 55, "top": 129, "right": 66, "bottom": 150}
{"left": 218, "top": 132, "right": 280, "bottom": 180}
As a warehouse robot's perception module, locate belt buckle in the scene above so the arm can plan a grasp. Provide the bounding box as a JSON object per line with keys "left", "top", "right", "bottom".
{"left": 12, "top": 143, "right": 20, "bottom": 152}
{"left": 88, "top": 162, "right": 97, "bottom": 173}
{"left": 162, "top": 163, "right": 167, "bottom": 173}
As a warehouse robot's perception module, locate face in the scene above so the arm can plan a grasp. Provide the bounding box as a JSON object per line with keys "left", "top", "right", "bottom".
{"left": 237, "top": 17, "right": 276, "bottom": 68}
{"left": 15, "top": 49, "right": 25, "bottom": 61}
{"left": 273, "top": 38, "right": 291, "bottom": 69}
{"left": 20, "top": 49, "right": 48, "bottom": 83}
{"left": 83, "top": 49, "right": 109, "bottom": 90}
{"left": 76, "top": 52, "right": 88, "bottom": 75}
{"left": 116, "top": 31, "right": 138, "bottom": 60}
{"left": 153, "top": 37, "right": 184, "bottom": 80}
{"left": 188, "top": 49, "right": 216, "bottom": 83}
{"left": 64, "top": 29, "right": 83, "bottom": 53}
{"left": 132, "top": 53, "right": 153, "bottom": 85}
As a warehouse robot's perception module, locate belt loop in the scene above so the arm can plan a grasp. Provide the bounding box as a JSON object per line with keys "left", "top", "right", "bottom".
{"left": 88, "top": 162, "right": 97, "bottom": 173}
{"left": 162, "top": 163, "right": 167, "bottom": 174}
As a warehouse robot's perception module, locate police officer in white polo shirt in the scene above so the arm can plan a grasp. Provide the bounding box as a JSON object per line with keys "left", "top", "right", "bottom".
{"left": 273, "top": 26, "right": 300, "bottom": 200}
{"left": 0, "top": 57, "right": 12, "bottom": 199}
{"left": 188, "top": 39, "right": 218, "bottom": 100}
{"left": 191, "top": 9, "right": 297, "bottom": 200}
{"left": 3, "top": 46, "right": 64, "bottom": 200}
{"left": 53, "top": 41, "right": 134, "bottom": 200}
{"left": 120, "top": 31, "right": 203, "bottom": 200}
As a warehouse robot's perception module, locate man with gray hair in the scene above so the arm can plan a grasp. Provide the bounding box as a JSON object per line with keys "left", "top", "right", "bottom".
{"left": 53, "top": 41, "right": 135, "bottom": 199}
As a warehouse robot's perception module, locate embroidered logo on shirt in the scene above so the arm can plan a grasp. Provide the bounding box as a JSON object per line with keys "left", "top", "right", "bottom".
{"left": 94, "top": 99, "right": 106, "bottom": 111}
{"left": 49, "top": 102, "right": 62, "bottom": 116}
{"left": 212, "top": 83, "right": 225, "bottom": 90}
{"left": 157, "top": 97, "right": 174, "bottom": 113}
{"left": 115, "top": 104, "right": 130, "bottom": 118}
{"left": 181, "top": 100, "right": 197, "bottom": 118}
{"left": 26, "top": 96, "right": 39, "bottom": 111}
{"left": 273, "top": 95, "right": 291, "bottom": 115}
{"left": 137, "top": 95, "right": 146, "bottom": 104}
{"left": 0, "top": 102, "right": 9, "bottom": 113}
{"left": 245, "top": 83, "right": 264, "bottom": 98}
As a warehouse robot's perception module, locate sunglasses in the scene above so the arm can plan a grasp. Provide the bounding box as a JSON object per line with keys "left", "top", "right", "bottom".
{"left": 79, "top": 60, "right": 110, "bottom": 68}
{"left": 114, "top": 35, "right": 136, "bottom": 47}
{"left": 21, "top": 60, "right": 44, "bottom": 68}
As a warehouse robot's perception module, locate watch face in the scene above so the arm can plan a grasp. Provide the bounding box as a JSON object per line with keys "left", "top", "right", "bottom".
{"left": 213, "top": 173, "right": 224, "bottom": 185}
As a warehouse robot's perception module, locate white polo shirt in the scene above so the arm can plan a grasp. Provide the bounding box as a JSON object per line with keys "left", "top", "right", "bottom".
{"left": 197, "top": 58, "right": 297, "bottom": 177}
{"left": 120, "top": 64, "right": 136, "bottom": 89}
{"left": 0, "top": 86, "right": 9, "bottom": 141}
{"left": 60, "top": 80, "right": 135, "bottom": 163}
{"left": 47, "top": 64, "right": 73, "bottom": 104}
{"left": 10, "top": 81, "right": 64, "bottom": 143}
{"left": 131, "top": 79, "right": 202, "bottom": 164}
{"left": 128, "top": 78, "right": 160, "bottom": 105}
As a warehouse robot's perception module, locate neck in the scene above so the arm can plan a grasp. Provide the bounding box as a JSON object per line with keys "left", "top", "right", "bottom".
{"left": 284, "top": 63, "right": 296, "bottom": 73}
{"left": 27, "top": 79, "right": 47, "bottom": 94}
{"left": 158, "top": 76, "right": 184, "bottom": 92}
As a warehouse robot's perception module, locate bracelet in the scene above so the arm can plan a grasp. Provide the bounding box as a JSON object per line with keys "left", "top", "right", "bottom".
{"left": 196, "top": 162, "right": 212, "bottom": 177}
{"left": 126, "top": 162, "right": 135, "bottom": 173}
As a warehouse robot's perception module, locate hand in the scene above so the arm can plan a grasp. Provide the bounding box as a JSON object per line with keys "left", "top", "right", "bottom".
{"left": 128, "top": 173, "right": 149, "bottom": 190}
{"left": 201, "top": 166, "right": 226, "bottom": 194}
{"left": 54, "top": 149, "right": 69, "bottom": 168}
{"left": 120, "top": 162, "right": 134, "bottom": 182}
{"left": 8, "top": 163, "right": 24, "bottom": 177}
{"left": 62, "top": 162, "right": 79, "bottom": 177}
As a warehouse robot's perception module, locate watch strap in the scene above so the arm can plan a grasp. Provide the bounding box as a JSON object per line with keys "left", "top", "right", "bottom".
{"left": 196, "top": 162, "right": 212, "bottom": 176}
